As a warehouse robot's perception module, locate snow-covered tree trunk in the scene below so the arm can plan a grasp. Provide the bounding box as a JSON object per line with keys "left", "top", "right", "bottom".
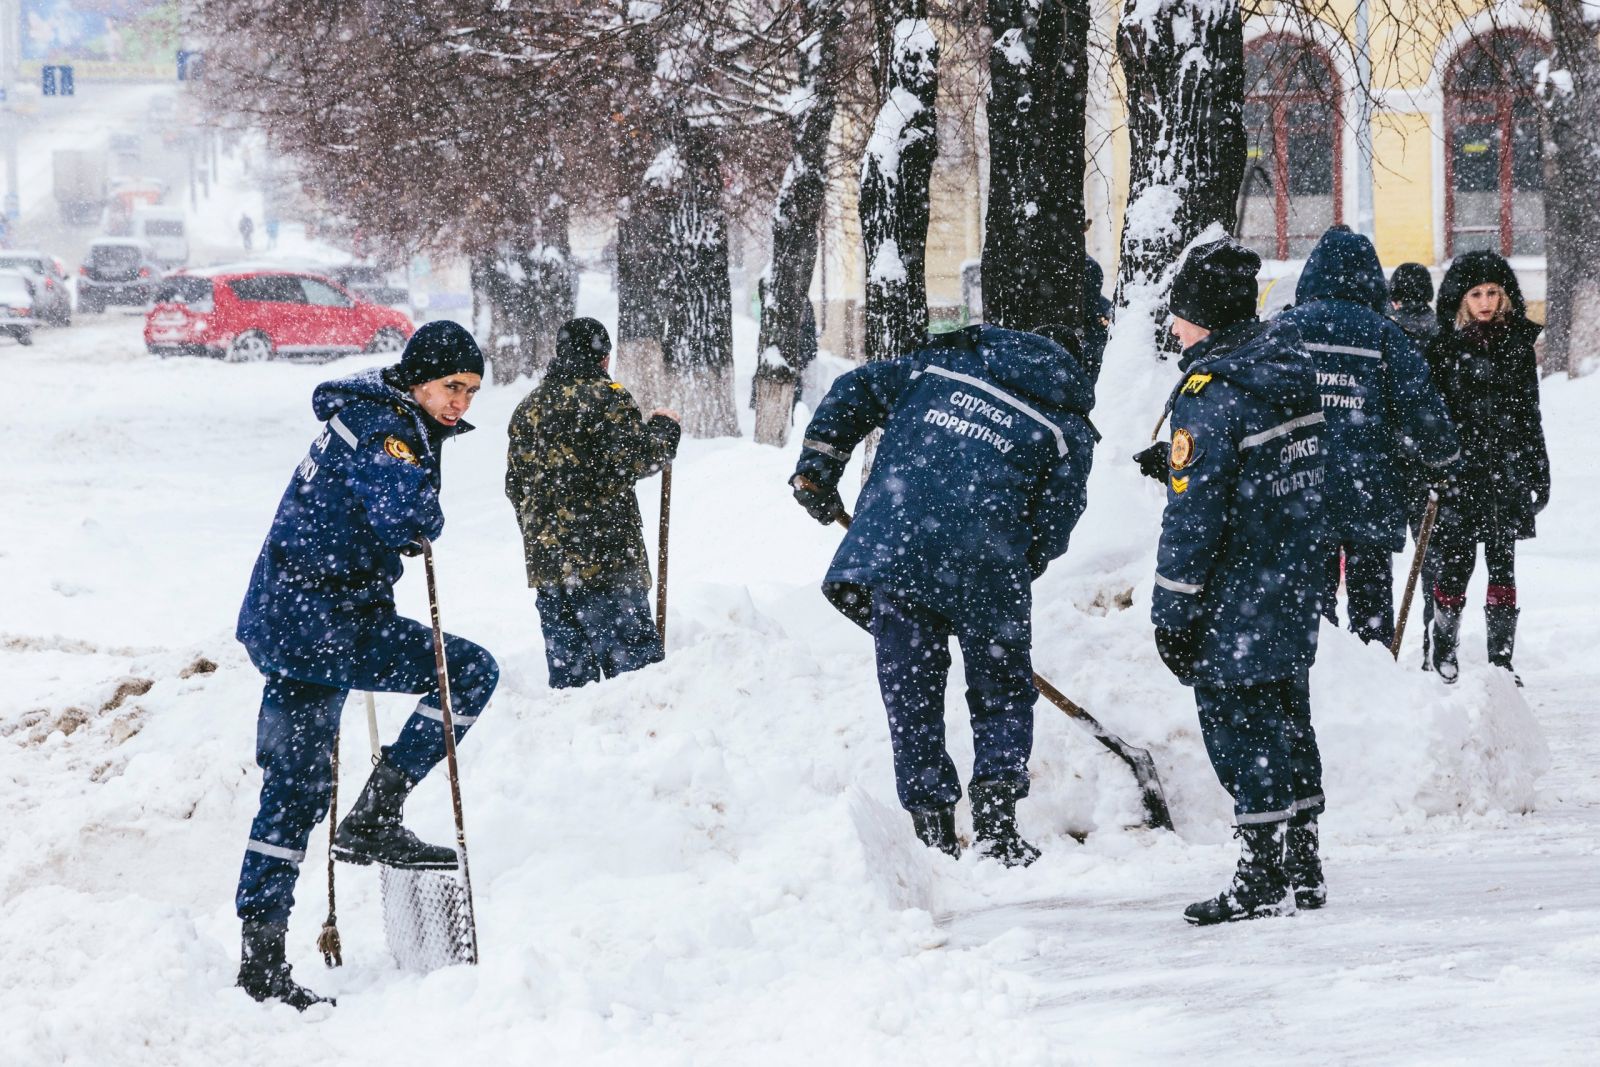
{"left": 754, "top": 0, "right": 844, "bottom": 447}
{"left": 860, "top": 17, "right": 939, "bottom": 365}
{"left": 654, "top": 123, "right": 741, "bottom": 438}
{"left": 1537, "top": 0, "right": 1600, "bottom": 378}
{"left": 1114, "top": 0, "right": 1246, "bottom": 354}
{"left": 616, "top": 190, "right": 669, "bottom": 411}
{"left": 982, "top": 0, "right": 1090, "bottom": 333}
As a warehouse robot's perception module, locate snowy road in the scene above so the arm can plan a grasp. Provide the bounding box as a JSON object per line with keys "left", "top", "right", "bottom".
{"left": 2, "top": 307, "right": 1595, "bottom": 1065}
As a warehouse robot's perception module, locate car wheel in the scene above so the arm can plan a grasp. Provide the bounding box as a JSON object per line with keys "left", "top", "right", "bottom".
{"left": 17, "top": 329, "right": 33, "bottom": 347}
{"left": 226, "top": 330, "right": 274, "bottom": 363}
{"left": 79, "top": 296, "right": 100, "bottom": 315}
{"left": 365, "top": 327, "right": 406, "bottom": 355}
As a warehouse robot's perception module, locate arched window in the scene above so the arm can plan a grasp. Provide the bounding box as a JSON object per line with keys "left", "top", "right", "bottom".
{"left": 1240, "top": 35, "right": 1341, "bottom": 260}
{"left": 1445, "top": 32, "right": 1548, "bottom": 257}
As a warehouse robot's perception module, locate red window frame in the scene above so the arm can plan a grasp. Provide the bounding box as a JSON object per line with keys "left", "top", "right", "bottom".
{"left": 1244, "top": 34, "right": 1343, "bottom": 261}
{"left": 1444, "top": 31, "right": 1548, "bottom": 258}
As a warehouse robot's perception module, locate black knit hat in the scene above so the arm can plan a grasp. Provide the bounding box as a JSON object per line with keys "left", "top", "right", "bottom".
{"left": 1389, "top": 262, "right": 1434, "bottom": 307}
{"left": 385, "top": 320, "right": 484, "bottom": 388}
{"left": 547, "top": 317, "right": 612, "bottom": 379}
{"left": 1169, "top": 238, "right": 1261, "bottom": 331}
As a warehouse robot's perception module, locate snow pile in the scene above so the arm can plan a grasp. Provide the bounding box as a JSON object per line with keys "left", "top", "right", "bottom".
{"left": 0, "top": 281, "right": 1556, "bottom": 1059}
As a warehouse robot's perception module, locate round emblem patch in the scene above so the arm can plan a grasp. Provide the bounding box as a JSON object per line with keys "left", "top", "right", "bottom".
{"left": 1170, "top": 429, "right": 1194, "bottom": 470}
{"left": 384, "top": 436, "right": 419, "bottom": 465}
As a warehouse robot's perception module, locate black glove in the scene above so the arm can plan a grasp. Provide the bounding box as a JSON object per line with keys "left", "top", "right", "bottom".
{"left": 1532, "top": 485, "right": 1550, "bottom": 514}
{"left": 1154, "top": 626, "right": 1199, "bottom": 681}
{"left": 1133, "top": 442, "right": 1170, "bottom": 483}
{"left": 791, "top": 476, "right": 843, "bottom": 525}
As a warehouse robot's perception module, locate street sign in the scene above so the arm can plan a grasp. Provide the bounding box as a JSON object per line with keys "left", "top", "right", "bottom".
{"left": 42, "top": 65, "right": 76, "bottom": 96}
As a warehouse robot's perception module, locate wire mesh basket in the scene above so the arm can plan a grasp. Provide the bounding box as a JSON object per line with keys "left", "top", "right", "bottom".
{"left": 379, "top": 862, "right": 477, "bottom": 972}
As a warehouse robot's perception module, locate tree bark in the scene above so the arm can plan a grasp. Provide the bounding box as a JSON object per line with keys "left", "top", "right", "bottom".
{"left": 755, "top": 0, "right": 844, "bottom": 446}
{"left": 982, "top": 0, "right": 1090, "bottom": 333}
{"left": 1537, "top": 0, "right": 1600, "bottom": 378}
{"left": 655, "top": 123, "right": 741, "bottom": 438}
{"left": 615, "top": 190, "right": 669, "bottom": 411}
{"left": 1114, "top": 0, "right": 1246, "bottom": 354}
{"left": 860, "top": 15, "right": 940, "bottom": 365}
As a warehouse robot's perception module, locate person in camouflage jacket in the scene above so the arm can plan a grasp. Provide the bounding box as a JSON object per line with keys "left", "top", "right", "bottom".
{"left": 506, "top": 317, "right": 681, "bottom": 687}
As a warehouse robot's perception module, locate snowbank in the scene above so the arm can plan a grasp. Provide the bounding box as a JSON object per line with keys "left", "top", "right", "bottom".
{"left": 0, "top": 276, "right": 1556, "bottom": 1060}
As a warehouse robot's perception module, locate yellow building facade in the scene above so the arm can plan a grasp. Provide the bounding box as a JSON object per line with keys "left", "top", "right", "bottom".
{"left": 816, "top": 1, "right": 1554, "bottom": 358}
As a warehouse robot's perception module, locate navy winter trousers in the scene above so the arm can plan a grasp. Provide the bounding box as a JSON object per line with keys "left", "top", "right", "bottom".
{"left": 1193, "top": 674, "right": 1324, "bottom": 825}
{"left": 1321, "top": 541, "right": 1395, "bottom": 646}
{"left": 236, "top": 614, "right": 498, "bottom": 925}
{"left": 869, "top": 586, "right": 1036, "bottom": 812}
{"left": 535, "top": 583, "right": 662, "bottom": 689}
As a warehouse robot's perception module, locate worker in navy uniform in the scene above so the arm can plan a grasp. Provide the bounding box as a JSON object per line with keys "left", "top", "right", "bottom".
{"left": 1135, "top": 238, "right": 1328, "bottom": 924}
{"left": 233, "top": 321, "right": 499, "bottom": 1008}
{"left": 790, "top": 324, "right": 1098, "bottom": 866}
{"left": 1277, "top": 228, "right": 1459, "bottom": 647}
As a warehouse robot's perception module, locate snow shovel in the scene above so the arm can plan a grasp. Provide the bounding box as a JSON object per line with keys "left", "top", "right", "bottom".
{"left": 1390, "top": 490, "right": 1439, "bottom": 660}
{"left": 657, "top": 464, "right": 672, "bottom": 646}
{"left": 366, "top": 538, "right": 480, "bottom": 972}
{"left": 800, "top": 482, "right": 1174, "bottom": 831}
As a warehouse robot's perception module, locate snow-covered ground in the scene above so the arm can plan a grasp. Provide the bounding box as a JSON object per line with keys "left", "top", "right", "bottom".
{"left": 1, "top": 294, "right": 1595, "bottom": 1064}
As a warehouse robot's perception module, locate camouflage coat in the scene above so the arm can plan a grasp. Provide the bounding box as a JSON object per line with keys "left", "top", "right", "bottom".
{"left": 505, "top": 375, "right": 680, "bottom": 589}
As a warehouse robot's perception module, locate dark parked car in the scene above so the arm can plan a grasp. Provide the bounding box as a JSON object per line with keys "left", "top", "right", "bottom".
{"left": 0, "top": 271, "right": 38, "bottom": 345}
{"left": 0, "top": 250, "right": 72, "bottom": 325}
{"left": 78, "top": 239, "right": 163, "bottom": 313}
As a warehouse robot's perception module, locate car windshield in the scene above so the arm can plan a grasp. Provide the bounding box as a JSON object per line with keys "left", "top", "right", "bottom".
{"left": 0, "top": 256, "right": 45, "bottom": 274}
{"left": 144, "top": 220, "right": 185, "bottom": 237}
{"left": 338, "top": 266, "right": 385, "bottom": 285}
{"left": 229, "top": 275, "right": 306, "bottom": 303}
{"left": 153, "top": 277, "right": 214, "bottom": 310}
{"left": 91, "top": 245, "right": 143, "bottom": 270}
{"left": 0, "top": 275, "right": 32, "bottom": 302}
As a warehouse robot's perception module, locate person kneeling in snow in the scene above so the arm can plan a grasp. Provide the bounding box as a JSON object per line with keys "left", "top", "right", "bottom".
{"left": 233, "top": 321, "right": 499, "bottom": 1008}
{"left": 1137, "top": 238, "right": 1328, "bottom": 925}
{"left": 790, "top": 324, "right": 1098, "bottom": 866}
{"left": 505, "top": 318, "right": 681, "bottom": 688}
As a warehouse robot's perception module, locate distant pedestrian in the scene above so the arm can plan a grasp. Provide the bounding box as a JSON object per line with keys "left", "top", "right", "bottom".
{"left": 1140, "top": 238, "right": 1327, "bottom": 924}
{"left": 265, "top": 216, "right": 280, "bottom": 250}
{"left": 239, "top": 213, "right": 255, "bottom": 252}
{"left": 1423, "top": 252, "right": 1549, "bottom": 685}
{"left": 505, "top": 318, "right": 681, "bottom": 688}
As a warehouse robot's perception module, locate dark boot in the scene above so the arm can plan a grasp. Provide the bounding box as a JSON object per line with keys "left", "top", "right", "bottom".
{"left": 970, "top": 781, "right": 1040, "bottom": 868}
{"left": 910, "top": 806, "right": 961, "bottom": 860}
{"left": 332, "top": 758, "right": 457, "bottom": 869}
{"left": 237, "top": 921, "right": 333, "bottom": 1010}
{"left": 1183, "top": 822, "right": 1294, "bottom": 926}
{"left": 1285, "top": 813, "right": 1326, "bottom": 910}
{"left": 1486, "top": 605, "right": 1522, "bottom": 686}
{"left": 1430, "top": 600, "right": 1463, "bottom": 684}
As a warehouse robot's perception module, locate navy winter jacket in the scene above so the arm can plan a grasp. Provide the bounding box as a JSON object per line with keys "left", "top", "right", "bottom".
{"left": 1151, "top": 318, "right": 1327, "bottom": 686}
{"left": 237, "top": 368, "right": 469, "bottom": 676}
{"left": 1278, "top": 229, "right": 1459, "bottom": 550}
{"left": 793, "top": 325, "right": 1099, "bottom": 634}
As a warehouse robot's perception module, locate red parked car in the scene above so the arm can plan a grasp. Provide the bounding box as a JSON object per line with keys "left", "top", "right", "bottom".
{"left": 144, "top": 268, "right": 414, "bottom": 361}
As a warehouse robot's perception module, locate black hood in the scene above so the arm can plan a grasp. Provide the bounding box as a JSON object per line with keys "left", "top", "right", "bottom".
{"left": 1436, "top": 251, "right": 1529, "bottom": 328}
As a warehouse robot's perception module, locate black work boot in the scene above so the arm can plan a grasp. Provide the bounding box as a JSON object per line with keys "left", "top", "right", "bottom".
{"left": 333, "top": 758, "right": 457, "bottom": 869}
{"left": 910, "top": 806, "right": 961, "bottom": 859}
{"left": 1285, "top": 812, "right": 1326, "bottom": 910}
{"left": 1183, "top": 822, "right": 1295, "bottom": 926}
{"left": 238, "top": 921, "right": 333, "bottom": 1010}
{"left": 970, "top": 781, "right": 1040, "bottom": 868}
{"left": 1486, "top": 604, "right": 1522, "bottom": 686}
{"left": 1430, "top": 600, "right": 1463, "bottom": 684}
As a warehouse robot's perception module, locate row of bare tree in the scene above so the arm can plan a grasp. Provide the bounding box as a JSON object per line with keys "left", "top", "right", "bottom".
{"left": 193, "top": 0, "right": 1600, "bottom": 444}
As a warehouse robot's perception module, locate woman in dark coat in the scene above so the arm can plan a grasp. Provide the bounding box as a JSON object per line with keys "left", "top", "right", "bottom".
{"left": 1424, "top": 251, "right": 1550, "bottom": 683}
